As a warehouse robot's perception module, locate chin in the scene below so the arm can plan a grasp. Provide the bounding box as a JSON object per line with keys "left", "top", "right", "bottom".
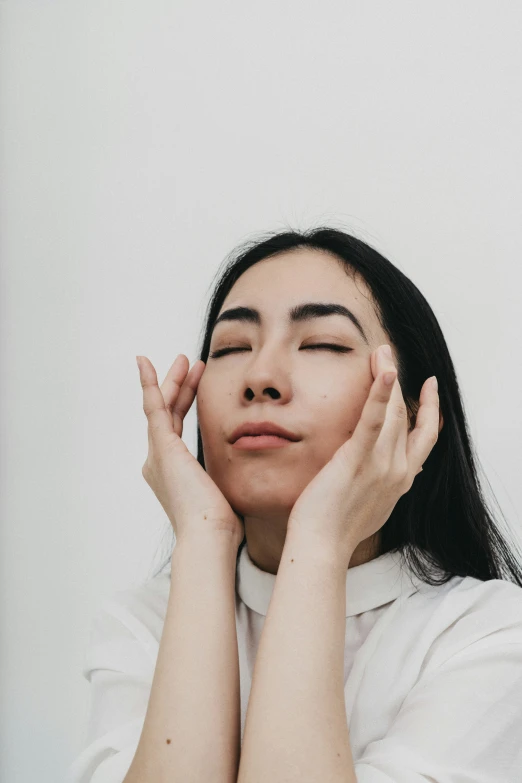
{"left": 224, "top": 490, "right": 296, "bottom": 519}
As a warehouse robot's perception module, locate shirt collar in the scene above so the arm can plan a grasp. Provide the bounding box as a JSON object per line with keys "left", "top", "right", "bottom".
{"left": 236, "top": 543, "right": 424, "bottom": 617}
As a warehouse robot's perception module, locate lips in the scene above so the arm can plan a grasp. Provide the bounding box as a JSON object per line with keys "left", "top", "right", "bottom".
{"left": 229, "top": 421, "right": 301, "bottom": 444}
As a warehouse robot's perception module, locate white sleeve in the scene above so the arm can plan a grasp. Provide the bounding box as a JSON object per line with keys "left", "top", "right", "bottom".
{"left": 354, "top": 640, "right": 522, "bottom": 783}
{"left": 68, "top": 604, "right": 155, "bottom": 783}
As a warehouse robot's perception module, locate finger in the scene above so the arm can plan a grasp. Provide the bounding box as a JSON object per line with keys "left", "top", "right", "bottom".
{"left": 406, "top": 376, "right": 440, "bottom": 476}
{"left": 159, "top": 355, "right": 206, "bottom": 437}
{"left": 351, "top": 345, "right": 397, "bottom": 457}
{"left": 169, "top": 360, "right": 206, "bottom": 437}
{"left": 159, "top": 354, "right": 195, "bottom": 437}
{"left": 159, "top": 354, "right": 190, "bottom": 412}
{"left": 375, "top": 348, "right": 409, "bottom": 457}
{"left": 137, "top": 355, "right": 178, "bottom": 446}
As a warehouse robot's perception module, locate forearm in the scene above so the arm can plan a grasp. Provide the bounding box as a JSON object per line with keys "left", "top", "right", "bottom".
{"left": 237, "top": 527, "right": 357, "bottom": 783}
{"left": 124, "top": 532, "right": 241, "bottom": 783}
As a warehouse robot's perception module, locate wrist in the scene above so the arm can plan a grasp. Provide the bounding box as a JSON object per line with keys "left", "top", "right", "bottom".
{"left": 173, "top": 529, "right": 242, "bottom": 561}
{"left": 285, "top": 520, "right": 357, "bottom": 571}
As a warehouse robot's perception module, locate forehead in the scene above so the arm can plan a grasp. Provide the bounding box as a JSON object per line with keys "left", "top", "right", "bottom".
{"left": 219, "top": 248, "right": 382, "bottom": 341}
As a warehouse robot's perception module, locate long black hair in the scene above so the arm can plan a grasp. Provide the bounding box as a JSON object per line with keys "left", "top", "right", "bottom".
{"left": 149, "top": 226, "right": 522, "bottom": 588}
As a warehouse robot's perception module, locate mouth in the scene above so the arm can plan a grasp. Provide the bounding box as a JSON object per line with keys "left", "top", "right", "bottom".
{"left": 231, "top": 434, "right": 298, "bottom": 450}
{"left": 229, "top": 421, "right": 301, "bottom": 444}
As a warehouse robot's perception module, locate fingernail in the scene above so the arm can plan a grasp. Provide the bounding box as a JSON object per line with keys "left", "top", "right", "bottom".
{"left": 431, "top": 376, "right": 438, "bottom": 392}
{"left": 136, "top": 356, "right": 143, "bottom": 371}
{"left": 382, "top": 345, "right": 393, "bottom": 359}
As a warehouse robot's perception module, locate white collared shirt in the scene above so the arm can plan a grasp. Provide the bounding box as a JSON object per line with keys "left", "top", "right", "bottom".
{"left": 69, "top": 545, "right": 522, "bottom": 782}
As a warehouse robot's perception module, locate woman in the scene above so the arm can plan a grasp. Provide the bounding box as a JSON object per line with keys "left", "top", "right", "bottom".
{"left": 69, "top": 227, "right": 522, "bottom": 783}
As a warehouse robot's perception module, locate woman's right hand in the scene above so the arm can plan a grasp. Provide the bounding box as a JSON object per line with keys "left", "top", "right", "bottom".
{"left": 137, "top": 354, "right": 245, "bottom": 550}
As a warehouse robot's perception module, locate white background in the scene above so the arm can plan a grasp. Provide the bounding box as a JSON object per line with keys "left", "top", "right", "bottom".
{"left": 1, "top": 2, "right": 521, "bottom": 781}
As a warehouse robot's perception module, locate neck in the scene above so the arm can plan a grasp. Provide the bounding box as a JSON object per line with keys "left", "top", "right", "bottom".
{"left": 243, "top": 516, "right": 381, "bottom": 574}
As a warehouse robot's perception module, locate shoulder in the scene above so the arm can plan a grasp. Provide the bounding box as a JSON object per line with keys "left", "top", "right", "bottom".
{"left": 83, "top": 571, "right": 171, "bottom": 679}
{"left": 354, "top": 577, "right": 522, "bottom": 782}
{"left": 107, "top": 569, "right": 171, "bottom": 629}
{"left": 405, "top": 573, "right": 522, "bottom": 672}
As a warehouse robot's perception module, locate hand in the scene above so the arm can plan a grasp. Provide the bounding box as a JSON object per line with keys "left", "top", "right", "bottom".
{"left": 137, "top": 354, "right": 245, "bottom": 549}
{"left": 287, "top": 344, "right": 441, "bottom": 565}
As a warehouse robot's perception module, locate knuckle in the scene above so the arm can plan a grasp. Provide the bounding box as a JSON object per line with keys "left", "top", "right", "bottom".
{"left": 393, "top": 462, "right": 409, "bottom": 484}
{"left": 402, "top": 475, "right": 415, "bottom": 493}
{"left": 366, "top": 415, "right": 384, "bottom": 434}
{"left": 142, "top": 401, "right": 155, "bottom": 417}
{"left": 371, "top": 457, "right": 389, "bottom": 480}
{"left": 394, "top": 404, "right": 407, "bottom": 420}
{"left": 377, "top": 466, "right": 389, "bottom": 483}
{"left": 373, "top": 456, "right": 407, "bottom": 485}
{"left": 352, "top": 461, "right": 365, "bottom": 479}
{"left": 374, "top": 389, "right": 389, "bottom": 404}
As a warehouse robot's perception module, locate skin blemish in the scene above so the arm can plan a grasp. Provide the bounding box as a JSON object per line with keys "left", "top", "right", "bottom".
{"left": 166, "top": 738, "right": 171, "bottom": 744}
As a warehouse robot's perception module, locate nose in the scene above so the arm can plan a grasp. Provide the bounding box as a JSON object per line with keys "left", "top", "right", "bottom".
{"left": 241, "top": 345, "right": 292, "bottom": 403}
{"left": 244, "top": 385, "right": 280, "bottom": 401}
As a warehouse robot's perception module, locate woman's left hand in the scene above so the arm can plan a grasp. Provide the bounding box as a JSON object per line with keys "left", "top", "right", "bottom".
{"left": 287, "top": 343, "right": 441, "bottom": 565}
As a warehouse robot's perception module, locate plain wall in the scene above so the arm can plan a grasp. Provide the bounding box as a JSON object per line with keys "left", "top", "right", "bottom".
{"left": 1, "top": 2, "right": 521, "bottom": 781}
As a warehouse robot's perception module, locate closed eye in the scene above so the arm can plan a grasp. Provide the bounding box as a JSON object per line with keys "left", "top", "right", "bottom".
{"left": 209, "top": 344, "right": 352, "bottom": 358}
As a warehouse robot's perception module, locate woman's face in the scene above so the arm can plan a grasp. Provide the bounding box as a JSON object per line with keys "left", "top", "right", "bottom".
{"left": 196, "top": 248, "right": 396, "bottom": 565}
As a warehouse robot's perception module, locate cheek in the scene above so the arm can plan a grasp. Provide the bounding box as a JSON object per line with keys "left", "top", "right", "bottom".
{"left": 196, "top": 370, "right": 218, "bottom": 417}
{"left": 195, "top": 381, "right": 213, "bottom": 440}
{"left": 312, "top": 380, "right": 370, "bottom": 441}
{"left": 196, "top": 379, "right": 228, "bottom": 447}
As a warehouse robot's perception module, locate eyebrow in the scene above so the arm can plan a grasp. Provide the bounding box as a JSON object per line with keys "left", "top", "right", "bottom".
{"left": 212, "top": 302, "right": 370, "bottom": 345}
